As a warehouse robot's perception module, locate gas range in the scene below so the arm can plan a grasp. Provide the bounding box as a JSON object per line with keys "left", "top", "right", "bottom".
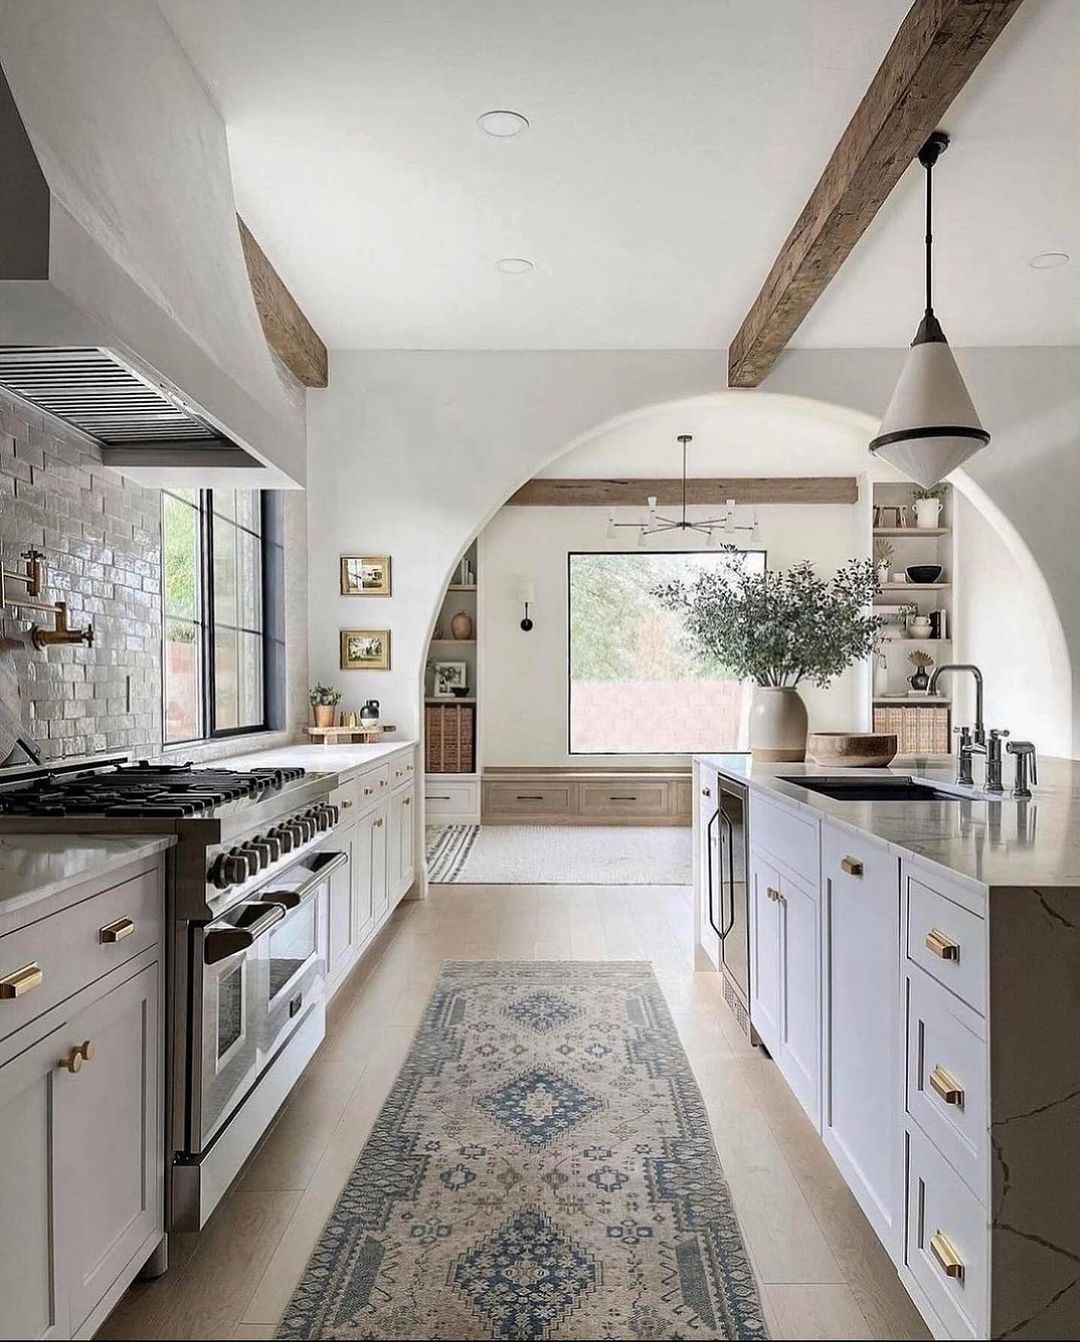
{"left": 0, "top": 756, "right": 340, "bottom": 919}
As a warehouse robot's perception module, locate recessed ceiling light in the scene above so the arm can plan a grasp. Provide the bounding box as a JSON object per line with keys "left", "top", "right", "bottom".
{"left": 478, "top": 109, "right": 530, "bottom": 138}
{"left": 1029, "top": 251, "right": 1070, "bottom": 269}
{"left": 495, "top": 257, "right": 533, "bottom": 274}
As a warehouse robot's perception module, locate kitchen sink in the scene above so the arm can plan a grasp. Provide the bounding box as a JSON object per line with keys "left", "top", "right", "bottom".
{"left": 778, "top": 775, "right": 966, "bottom": 802}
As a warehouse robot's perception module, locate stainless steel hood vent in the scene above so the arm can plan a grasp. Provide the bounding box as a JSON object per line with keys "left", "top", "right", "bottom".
{"left": 0, "top": 346, "right": 224, "bottom": 446}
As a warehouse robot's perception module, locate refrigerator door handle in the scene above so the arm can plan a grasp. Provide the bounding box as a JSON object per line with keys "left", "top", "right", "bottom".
{"left": 705, "top": 807, "right": 723, "bottom": 939}
{"left": 718, "top": 805, "right": 736, "bottom": 938}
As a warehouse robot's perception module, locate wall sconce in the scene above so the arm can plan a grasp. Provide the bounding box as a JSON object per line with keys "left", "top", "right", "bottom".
{"left": 519, "top": 581, "right": 535, "bottom": 632}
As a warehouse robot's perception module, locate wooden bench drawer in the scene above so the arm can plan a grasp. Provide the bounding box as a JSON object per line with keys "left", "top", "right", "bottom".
{"left": 0, "top": 866, "right": 163, "bottom": 1042}
{"left": 579, "top": 781, "right": 668, "bottom": 819}
{"left": 906, "top": 875, "right": 986, "bottom": 1015}
{"left": 906, "top": 964, "right": 988, "bottom": 1202}
{"left": 425, "top": 779, "right": 480, "bottom": 819}
{"left": 484, "top": 783, "right": 576, "bottom": 818}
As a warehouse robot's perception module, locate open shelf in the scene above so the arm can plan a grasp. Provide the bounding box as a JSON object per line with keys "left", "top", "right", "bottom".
{"left": 874, "top": 696, "right": 951, "bottom": 706}
{"left": 446, "top": 583, "right": 477, "bottom": 591}
{"left": 873, "top": 527, "right": 950, "bottom": 538}
{"left": 876, "top": 583, "right": 950, "bottom": 593}
{"left": 882, "top": 637, "right": 952, "bottom": 645}
{"left": 425, "top": 696, "right": 476, "bottom": 703}
{"left": 430, "top": 637, "right": 476, "bottom": 644}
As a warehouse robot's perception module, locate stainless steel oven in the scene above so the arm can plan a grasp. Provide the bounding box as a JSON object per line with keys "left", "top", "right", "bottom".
{"left": 705, "top": 775, "right": 753, "bottom": 1039}
{"left": 177, "top": 844, "right": 346, "bottom": 1228}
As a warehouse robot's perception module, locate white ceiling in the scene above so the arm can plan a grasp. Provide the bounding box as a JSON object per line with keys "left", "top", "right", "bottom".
{"left": 159, "top": 0, "right": 1079, "bottom": 352}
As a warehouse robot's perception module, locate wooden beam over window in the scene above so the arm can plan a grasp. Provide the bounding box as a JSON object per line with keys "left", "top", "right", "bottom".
{"left": 727, "top": 0, "right": 1025, "bottom": 388}
{"left": 505, "top": 477, "right": 858, "bottom": 506}
{"left": 237, "top": 216, "right": 328, "bottom": 388}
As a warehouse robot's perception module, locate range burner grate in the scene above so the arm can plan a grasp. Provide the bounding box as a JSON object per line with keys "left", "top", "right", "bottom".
{"left": 0, "top": 760, "right": 307, "bottom": 817}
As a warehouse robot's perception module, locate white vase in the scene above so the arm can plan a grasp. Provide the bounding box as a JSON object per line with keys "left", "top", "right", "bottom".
{"left": 876, "top": 560, "right": 891, "bottom": 586}
{"left": 915, "top": 497, "right": 942, "bottom": 529}
{"left": 749, "top": 686, "right": 808, "bottom": 763}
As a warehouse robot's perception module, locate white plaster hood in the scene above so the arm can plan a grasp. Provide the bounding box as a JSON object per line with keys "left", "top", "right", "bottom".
{"left": 0, "top": 1, "right": 306, "bottom": 489}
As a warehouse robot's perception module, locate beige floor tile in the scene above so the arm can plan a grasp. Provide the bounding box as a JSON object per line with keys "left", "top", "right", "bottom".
{"left": 765, "top": 1283, "right": 876, "bottom": 1339}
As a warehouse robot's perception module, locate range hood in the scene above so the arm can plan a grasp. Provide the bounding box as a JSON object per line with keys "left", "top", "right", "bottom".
{"left": 0, "top": 3, "right": 306, "bottom": 489}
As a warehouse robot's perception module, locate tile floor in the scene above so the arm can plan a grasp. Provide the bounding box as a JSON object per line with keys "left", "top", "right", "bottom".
{"left": 99, "top": 881, "right": 931, "bottom": 1341}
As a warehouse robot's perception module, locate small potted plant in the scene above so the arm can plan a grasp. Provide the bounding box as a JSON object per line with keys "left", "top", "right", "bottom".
{"left": 907, "top": 649, "right": 934, "bottom": 694}
{"left": 912, "top": 484, "right": 945, "bottom": 529}
{"left": 309, "top": 682, "right": 342, "bottom": 728}
{"left": 873, "top": 537, "right": 894, "bottom": 586}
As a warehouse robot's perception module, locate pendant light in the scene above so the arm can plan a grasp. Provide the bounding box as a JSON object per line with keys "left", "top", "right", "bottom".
{"left": 869, "top": 132, "right": 989, "bottom": 487}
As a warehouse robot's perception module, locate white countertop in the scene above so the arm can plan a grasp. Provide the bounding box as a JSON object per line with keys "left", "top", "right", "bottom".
{"left": 0, "top": 834, "right": 175, "bottom": 918}
{"left": 217, "top": 739, "right": 418, "bottom": 785}
{"left": 695, "top": 753, "right": 1080, "bottom": 889}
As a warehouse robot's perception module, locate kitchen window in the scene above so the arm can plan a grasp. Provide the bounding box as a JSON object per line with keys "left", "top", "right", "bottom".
{"left": 568, "top": 549, "right": 766, "bottom": 755}
{"left": 162, "top": 489, "right": 285, "bottom": 744}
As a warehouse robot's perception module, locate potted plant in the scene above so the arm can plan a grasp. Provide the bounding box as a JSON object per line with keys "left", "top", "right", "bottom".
{"left": 873, "top": 537, "right": 894, "bottom": 586}
{"left": 656, "top": 558, "right": 882, "bottom": 762}
{"left": 309, "top": 682, "right": 343, "bottom": 728}
{"left": 907, "top": 649, "right": 934, "bottom": 694}
{"left": 912, "top": 484, "right": 945, "bottom": 529}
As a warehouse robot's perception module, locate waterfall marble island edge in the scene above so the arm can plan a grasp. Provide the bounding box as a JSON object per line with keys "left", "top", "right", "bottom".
{"left": 693, "top": 751, "right": 1080, "bottom": 1341}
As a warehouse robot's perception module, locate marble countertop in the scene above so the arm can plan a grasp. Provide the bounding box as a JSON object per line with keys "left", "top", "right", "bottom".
{"left": 695, "top": 752, "right": 1080, "bottom": 889}
{"left": 0, "top": 834, "right": 175, "bottom": 919}
{"left": 217, "top": 739, "right": 418, "bottom": 785}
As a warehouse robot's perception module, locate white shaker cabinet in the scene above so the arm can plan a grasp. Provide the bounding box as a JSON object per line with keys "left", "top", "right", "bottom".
{"left": 820, "top": 821, "right": 902, "bottom": 1258}
{"left": 389, "top": 781, "right": 416, "bottom": 904}
{"left": 747, "top": 848, "right": 783, "bottom": 1057}
{"left": 358, "top": 799, "right": 390, "bottom": 930}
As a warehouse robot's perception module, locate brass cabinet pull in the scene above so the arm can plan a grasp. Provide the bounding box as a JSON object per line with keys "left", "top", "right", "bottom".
{"left": 929, "top": 1230, "right": 965, "bottom": 1281}
{"left": 841, "top": 856, "right": 864, "bottom": 876}
{"left": 929, "top": 1065, "right": 964, "bottom": 1106}
{"left": 926, "top": 928, "right": 960, "bottom": 961}
{"left": 702, "top": 786, "right": 711, "bottom": 797}
{"left": 0, "top": 962, "right": 44, "bottom": 999}
{"left": 404, "top": 797, "right": 412, "bottom": 807}
{"left": 374, "top": 817, "right": 384, "bottom": 828}
{"left": 99, "top": 916, "right": 135, "bottom": 943}
{"left": 766, "top": 887, "right": 782, "bottom": 903}
{"left": 342, "top": 798, "right": 355, "bottom": 808}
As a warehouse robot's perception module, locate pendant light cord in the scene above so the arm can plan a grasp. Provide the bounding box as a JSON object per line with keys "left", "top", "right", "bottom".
{"left": 924, "top": 153, "right": 934, "bottom": 319}
{"left": 681, "top": 435, "right": 687, "bottom": 526}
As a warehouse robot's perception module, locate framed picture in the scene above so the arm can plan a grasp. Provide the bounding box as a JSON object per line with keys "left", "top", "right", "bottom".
{"left": 340, "top": 554, "right": 391, "bottom": 597}
{"left": 432, "top": 660, "right": 467, "bottom": 697}
{"left": 340, "top": 629, "right": 391, "bottom": 670}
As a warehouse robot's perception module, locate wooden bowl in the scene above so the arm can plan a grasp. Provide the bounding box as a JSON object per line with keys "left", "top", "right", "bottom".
{"left": 806, "top": 732, "right": 898, "bottom": 768}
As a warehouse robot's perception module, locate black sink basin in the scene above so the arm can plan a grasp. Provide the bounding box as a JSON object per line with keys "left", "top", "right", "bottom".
{"left": 778, "top": 776, "right": 964, "bottom": 802}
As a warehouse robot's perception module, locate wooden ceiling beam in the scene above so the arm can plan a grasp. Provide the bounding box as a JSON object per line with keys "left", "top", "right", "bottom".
{"left": 727, "top": 0, "right": 1026, "bottom": 388}
{"left": 237, "top": 216, "right": 328, "bottom": 388}
{"left": 505, "top": 477, "right": 858, "bottom": 506}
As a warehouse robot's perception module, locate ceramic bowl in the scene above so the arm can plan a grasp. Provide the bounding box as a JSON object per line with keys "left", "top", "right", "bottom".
{"left": 906, "top": 564, "right": 943, "bottom": 584}
{"left": 450, "top": 686, "right": 470, "bottom": 698}
{"left": 805, "top": 732, "right": 898, "bottom": 769}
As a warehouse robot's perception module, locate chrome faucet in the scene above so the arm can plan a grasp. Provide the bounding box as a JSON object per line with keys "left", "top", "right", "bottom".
{"left": 985, "top": 729, "right": 1009, "bottom": 794}
{"left": 929, "top": 663, "right": 985, "bottom": 746}
{"left": 952, "top": 726, "right": 983, "bottom": 786}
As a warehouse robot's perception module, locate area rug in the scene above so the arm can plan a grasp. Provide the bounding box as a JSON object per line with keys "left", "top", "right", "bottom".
{"left": 277, "top": 961, "right": 766, "bottom": 1340}
{"left": 425, "top": 825, "right": 693, "bottom": 886}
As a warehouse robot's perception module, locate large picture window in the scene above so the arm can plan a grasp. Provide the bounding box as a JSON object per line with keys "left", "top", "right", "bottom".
{"left": 163, "top": 489, "right": 284, "bottom": 744}
{"left": 568, "top": 550, "right": 766, "bottom": 755}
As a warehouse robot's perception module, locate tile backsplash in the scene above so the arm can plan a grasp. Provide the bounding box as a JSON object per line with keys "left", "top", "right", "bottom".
{"left": 0, "top": 390, "right": 163, "bottom": 762}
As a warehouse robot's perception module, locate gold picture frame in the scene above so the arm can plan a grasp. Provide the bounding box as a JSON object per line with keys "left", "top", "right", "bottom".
{"left": 340, "top": 629, "right": 391, "bottom": 670}
{"left": 340, "top": 554, "right": 391, "bottom": 597}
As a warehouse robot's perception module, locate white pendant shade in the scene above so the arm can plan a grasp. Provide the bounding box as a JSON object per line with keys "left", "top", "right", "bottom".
{"left": 869, "top": 333, "right": 990, "bottom": 488}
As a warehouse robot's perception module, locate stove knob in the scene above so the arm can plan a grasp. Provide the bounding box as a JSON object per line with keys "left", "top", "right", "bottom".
{"left": 287, "top": 818, "right": 309, "bottom": 845}
{"left": 263, "top": 833, "right": 281, "bottom": 862}
{"left": 315, "top": 806, "right": 332, "bottom": 832}
{"left": 327, "top": 803, "right": 340, "bottom": 825}
{"left": 232, "top": 847, "right": 257, "bottom": 882}
{"left": 241, "top": 841, "right": 269, "bottom": 873}
{"left": 248, "top": 838, "right": 273, "bottom": 868}
{"left": 208, "top": 853, "right": 235, "bottom": 889}
{"left": 299, "top": 814, "right": 317, "bottom": 842}
{"left": 270, "top": 824, "right": 294, "bottom": 855}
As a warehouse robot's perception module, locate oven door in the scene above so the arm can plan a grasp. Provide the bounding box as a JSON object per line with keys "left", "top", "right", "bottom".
{"left": 256, "top": 849, "right": 343, "bottom": 1066}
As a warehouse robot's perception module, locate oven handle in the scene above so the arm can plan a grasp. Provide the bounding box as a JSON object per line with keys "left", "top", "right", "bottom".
{"left": 262, "top": 849, "right": 347, "bottom": 909}
{"left": 204, "top": 902, "right": 286, "bottom": 965}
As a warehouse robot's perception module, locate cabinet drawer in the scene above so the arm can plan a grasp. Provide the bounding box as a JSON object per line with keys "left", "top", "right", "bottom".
{"left": 0, "top": 866, "right": 162, "bottom": 1043}
{"left": 579, "top": 781, "right": 668, "bottom": 819}
{"left": 484, "top": 783, "right": 575, "bottom": 818}
{"left": 907, "top": 876, "right": 986, "bottom": 1015}
{"left": 906, "top": 965, "right": 988, "bottom": 1202}
{"left": 906, "top": 1123, "right": 988, "bottom": 1340}
{"left": 330, "top": 778, "right": 359, "bottom": 818}
{"left": 390, "top": 753, "right": 416, "bottom": 790}
{"left": 424, "top": 779, "right": 479, "bottom": 819}
{"left": 750, "top": 793, "right": 819, "bottom": 884}
{"left": 356, "top": 763, "right": 391, "bottom": 804}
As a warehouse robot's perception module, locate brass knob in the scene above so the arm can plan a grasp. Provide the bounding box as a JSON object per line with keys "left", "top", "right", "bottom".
{"left": 766, "top": 887, "right": 782, "bottom": 903}
{"left": 59, "top": 1047, "right": 83, "bottom": 1074}
{"left": 404, "top": 797, "right": 411, "bottom": 807}
{"left": 79, "top": 1039, "right": 95, "bottom": 1062}
{"left": 375, "top": 817, "right": 384, "bottom": 828}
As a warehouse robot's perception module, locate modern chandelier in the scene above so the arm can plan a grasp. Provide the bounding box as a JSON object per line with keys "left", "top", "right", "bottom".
{"left": 869, "top": 131, "right": 989, "bottom": 487}
{"left": 606, "top": 434, "right": 759, "bottom": 547}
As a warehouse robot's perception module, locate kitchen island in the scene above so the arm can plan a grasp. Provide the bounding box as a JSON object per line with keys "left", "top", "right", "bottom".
{"left": 694, "top": 752, "right": 1080, "bottom": 1342}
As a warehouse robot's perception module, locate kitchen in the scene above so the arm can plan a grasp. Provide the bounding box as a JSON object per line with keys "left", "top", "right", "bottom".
{"left": 3, "top": 2, "right": 1080, "bottom": 1340}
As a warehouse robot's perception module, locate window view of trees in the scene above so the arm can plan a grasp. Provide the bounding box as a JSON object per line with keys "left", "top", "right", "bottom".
{"left": 568, "top": 551, "right": 765, "bottom": 754}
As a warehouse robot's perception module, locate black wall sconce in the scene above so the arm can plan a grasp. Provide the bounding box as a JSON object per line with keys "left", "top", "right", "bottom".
{"left": 519, "top": 581, "right": 535, "bottom": 632}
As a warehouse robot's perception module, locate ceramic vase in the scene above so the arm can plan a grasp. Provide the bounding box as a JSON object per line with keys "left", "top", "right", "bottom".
{"left": 749, "top": 686, "right": 808, "bottom": 762}
{"left": 915, "top": 497, "right": 942, "bottom": 529}
{"left": 313, "top": 704, "right": 335, "bottom": 728}
{"left": 360, "top": 699, "right": 380, "bottom": 729}
{"left": 876, "top": 560, "right": 891, "bottom": 586}
{"left": 450, "top": 610, "right": 474, "bottom": 640}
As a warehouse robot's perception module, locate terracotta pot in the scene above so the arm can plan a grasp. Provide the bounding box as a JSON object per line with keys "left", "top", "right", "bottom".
{"left": 450, "top": 610, "right": 474, "bottom": 640}
{"left": 313, "top": 704, "right": 335, "bottom": 728}
{"left": 749, "top": 687, "right": 808, "bottom": 762}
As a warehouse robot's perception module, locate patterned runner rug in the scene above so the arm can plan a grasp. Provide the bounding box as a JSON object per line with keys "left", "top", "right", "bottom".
{"left": 277, "top": 961, "right": 767, "bottom": 1340}
{"left": 424, "top": 825, "right": 693, "bottom": 886}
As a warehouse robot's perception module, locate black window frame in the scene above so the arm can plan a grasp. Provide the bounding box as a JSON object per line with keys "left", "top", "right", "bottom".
{"left": 161, "top": 488, "right": 285, "bottom": 746}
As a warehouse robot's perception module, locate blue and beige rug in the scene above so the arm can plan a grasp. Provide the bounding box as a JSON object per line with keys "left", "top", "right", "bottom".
{"left": 278, "top": 961, "right": 766, "bottom": 1340}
